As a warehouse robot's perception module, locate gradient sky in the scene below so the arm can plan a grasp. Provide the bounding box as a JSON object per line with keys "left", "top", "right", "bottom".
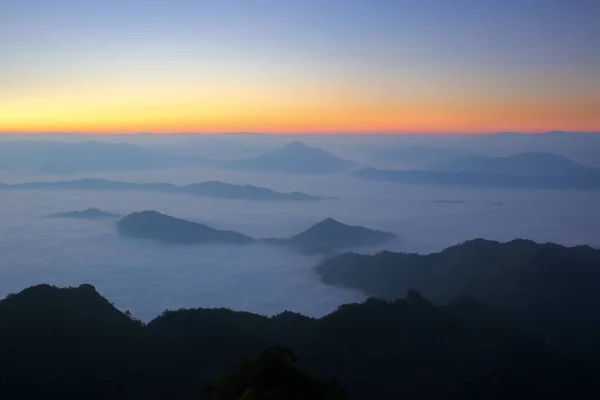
{"left": 1, "top": 0, "right": 598, "bottom": 134}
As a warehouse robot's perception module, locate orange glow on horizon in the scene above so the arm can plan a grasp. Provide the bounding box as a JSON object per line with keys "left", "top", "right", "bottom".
{"left": 2, "top": 71, "right": 598, "bottom": 135}
{"left": 2, "top": 97, "right": 598, "bottom": 135}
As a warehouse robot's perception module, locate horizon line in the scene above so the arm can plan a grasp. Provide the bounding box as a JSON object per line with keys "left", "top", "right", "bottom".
{"left": 2, "top": 130, "right": 599, "bottom": 136}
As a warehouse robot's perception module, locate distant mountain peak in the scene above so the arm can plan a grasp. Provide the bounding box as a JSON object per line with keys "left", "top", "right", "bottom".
{"left": 278, "top": 141, "right": 330, "bottom": 155}
{"left": 283, "top": 141, "right": 310, "bottom": 149}
{"left": 224, "top": 141, "right": 357, "bottom": 174}
{"left": 315, "top": 217, "right": 343, "bottom": 226}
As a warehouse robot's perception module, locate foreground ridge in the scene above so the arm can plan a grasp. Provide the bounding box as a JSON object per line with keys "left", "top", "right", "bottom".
{"left": 0, "top": 283, "right": 597, "bottom": 399}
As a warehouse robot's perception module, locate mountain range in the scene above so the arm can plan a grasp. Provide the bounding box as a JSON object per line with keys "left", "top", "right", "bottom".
{"left": 355, "top": 152, "right": 600, "bottom": 190}
{"left": 0, "top": 140, "right": 214, "bottom": 173}
{"left": 0, "top": 179, "right": 328, "bottom": 202}
{"left": 117, "top": 211, "right": 396, "bottom": 253}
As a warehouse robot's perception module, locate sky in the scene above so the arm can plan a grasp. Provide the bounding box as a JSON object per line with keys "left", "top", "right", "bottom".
{"left": 0, "top": 0, "right": 599, "bottom": 134}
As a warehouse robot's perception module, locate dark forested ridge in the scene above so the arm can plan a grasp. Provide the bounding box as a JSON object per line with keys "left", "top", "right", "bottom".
{"left": 0, "top": 283, "right": 597, "bottom": 400}
{"left": 316, "top": 239, "right": 600, "bottom": 364}
{"left": 315, "top": 239, "right": 600, "bottom": 319}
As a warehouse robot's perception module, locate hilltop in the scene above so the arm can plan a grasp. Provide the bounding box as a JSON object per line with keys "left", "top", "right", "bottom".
{"left": 285, "top": 217, "right": 396, "bottom": 253}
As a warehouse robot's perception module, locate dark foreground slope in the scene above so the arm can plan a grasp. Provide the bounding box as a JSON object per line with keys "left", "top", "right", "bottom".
{"left": 204, "top": 347, "right": 348, "bottom": 400}
{"left": 0, "top": 284, "right": 597, "bottom": 400}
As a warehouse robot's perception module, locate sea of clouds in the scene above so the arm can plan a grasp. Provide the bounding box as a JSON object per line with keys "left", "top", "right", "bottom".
{"left": 1, "top": 165, "right": 599, "bottom": 321}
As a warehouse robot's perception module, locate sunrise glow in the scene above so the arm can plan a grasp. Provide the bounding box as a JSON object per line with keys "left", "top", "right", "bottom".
{"left": 2, "top": 1, "right": 598, "bottom": 134}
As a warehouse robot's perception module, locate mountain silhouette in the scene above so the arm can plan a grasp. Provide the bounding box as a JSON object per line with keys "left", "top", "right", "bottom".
{"left": 117, "top": 211, "right": 254, "bottom": 245}
{"left": 0, "top": 178, "right": 327, "bottom": 201}
{"left": 224, "top": 141, "right": 357, "bottom": 174}
{"left": 1, "top": 283, "right": 594, "bottom": 399}
{"left": 49, "top": 208, "right": 120, "bottom": 219}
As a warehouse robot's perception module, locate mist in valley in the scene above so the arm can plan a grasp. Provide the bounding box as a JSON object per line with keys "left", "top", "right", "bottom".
{"left": 1, "top": 134, "right": 599, "bottom": 321}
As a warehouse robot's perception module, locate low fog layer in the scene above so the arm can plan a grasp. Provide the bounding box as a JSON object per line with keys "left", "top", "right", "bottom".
{"left": 2, "top": 169, "right": 600, "bottom": 320}
{"left": 0, "top": 206, "right": 365, "bottom": 321}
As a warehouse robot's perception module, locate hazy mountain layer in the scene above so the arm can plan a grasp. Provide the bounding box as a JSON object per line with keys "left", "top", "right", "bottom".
{"left": 50, "top": 208, "right": 120, "bottom": 219}
{"left": 0, "top": 178, "right": 328, "bottom": 201}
